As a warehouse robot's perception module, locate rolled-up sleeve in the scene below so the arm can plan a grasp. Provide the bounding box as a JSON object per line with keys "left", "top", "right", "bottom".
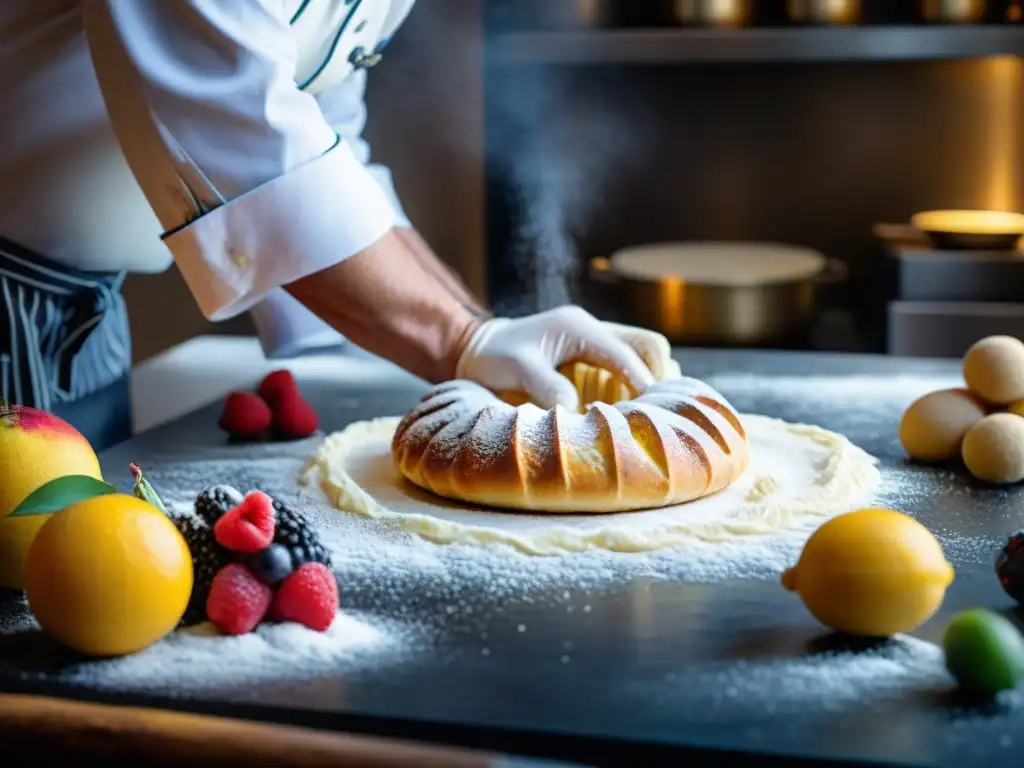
{"left": 316, "top": 70, "right": 411, "bottom": 229}
{"left": 81, "top": 0, "right": 396, "bottom": 321}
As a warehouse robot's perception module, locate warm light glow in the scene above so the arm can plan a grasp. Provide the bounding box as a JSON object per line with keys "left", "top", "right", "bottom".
{"left": 921, "top": 0, "right": 986, "bottom": 23}
{"left": 911, "top": 209, "right": 1024, "bottom": 235}
{"left": 979, "top": 56, "right": 1022, "bottom": 211}
{"left": 657, "top": 277, "right": 687, "bottom": 339}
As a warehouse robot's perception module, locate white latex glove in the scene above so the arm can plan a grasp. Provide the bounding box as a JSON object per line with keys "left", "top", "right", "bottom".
{"left": 456, "top": 306, "right": 656, "bottom": 411}
{"left": 602, "top": 321, "right": 682, "bottom": 381}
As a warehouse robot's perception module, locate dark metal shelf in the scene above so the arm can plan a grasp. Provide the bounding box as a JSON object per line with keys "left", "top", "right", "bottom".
{"left": 490, "top": 26, "right": 1024, "bottom": 65}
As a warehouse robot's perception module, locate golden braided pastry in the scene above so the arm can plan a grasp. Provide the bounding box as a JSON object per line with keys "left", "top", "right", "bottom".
{"left": 497, "top": 362, "right": 634, "bottom": 410}
{"left": 391, "top": 376, "right": 749, "bottom": 514}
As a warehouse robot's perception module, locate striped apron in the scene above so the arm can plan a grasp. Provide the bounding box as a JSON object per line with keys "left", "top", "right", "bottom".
{"left": 0, "top": 238, "right": 132, "bottom": 451}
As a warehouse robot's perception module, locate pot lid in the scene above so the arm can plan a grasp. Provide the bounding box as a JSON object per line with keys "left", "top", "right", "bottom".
{"left": 608, "top": 242, "right": 827, "bottom": 286}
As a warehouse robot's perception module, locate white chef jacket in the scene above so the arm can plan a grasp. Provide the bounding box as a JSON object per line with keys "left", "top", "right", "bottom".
{"left": 0, "top": 0, "right": 416, "bottom": 359}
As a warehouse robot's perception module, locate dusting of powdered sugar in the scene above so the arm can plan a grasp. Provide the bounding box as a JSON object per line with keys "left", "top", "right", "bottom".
{"left": 703, "top": 370, "right": 1008, "bottom": 563}
{"left": 63, "top": 612, "right": 409, "bottom": 692}
{"left": 703, "top": 373, "right": 965, "bottom": 439}
{"left": 704, "top": 374, "right": 965, "bottom": 402}
{"left": 117, "top": 368, "right": 996, "bottom": 633}
{"left": 395, "top": 377, "right": 747, "bottom": 494}
{"left": 5, "top": 367, "right": 993, "bottom": 700}
{"left": 0, "top": 566, "right": 418, "bottom": 695}
{"left": 650, "top": 635, "right": 950, "bottom": 717}
{"left": 106, "top": 395, "right": 988, "bottom": 617}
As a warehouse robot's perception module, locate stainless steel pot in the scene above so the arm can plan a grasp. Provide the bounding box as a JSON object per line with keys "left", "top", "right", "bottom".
{"left": 510, "top": 1, "right": 618, "bottom": 30}
{"left": 787, "top": 0, "right": 862, "bottom": 25}
{"left": 575, "top": 0, "right": 617, "bottom": 27}
{"left": 920, "top": 0, "right": 987, "bottom": 23}
{"left": 589, "top": 242, "right": 848, "bottom": 345}
{"left": 672, "top": 0, "right": 753, "bottom": 27}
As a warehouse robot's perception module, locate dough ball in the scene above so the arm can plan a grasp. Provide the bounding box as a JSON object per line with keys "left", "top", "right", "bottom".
{"left": 899, "top": 388, "right": 987, "bottom": 462}
{"left": 962, "top": 413, "right": 1024, "bottom": 484}
{"left": 963, "top": 335, "right": 1024, "bottom": 406}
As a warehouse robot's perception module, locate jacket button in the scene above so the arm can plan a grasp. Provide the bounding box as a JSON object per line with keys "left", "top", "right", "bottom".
{"left": 349, "top": 46, "right": 383, "bottom": 69}
{"left": 228, "top": 247, "right": 251, "bottom": 269}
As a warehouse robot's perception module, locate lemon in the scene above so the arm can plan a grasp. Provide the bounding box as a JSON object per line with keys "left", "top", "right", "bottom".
{"left": 25, "top": 494, "right": 193, "bottom": 657}
{"left": 943, "top": 608, "right": 1024, "bottom": 696}
{"left": 781, "top": 507, "right": 954, "bottom": 637}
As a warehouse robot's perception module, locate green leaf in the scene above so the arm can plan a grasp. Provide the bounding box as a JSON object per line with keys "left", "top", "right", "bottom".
{"left": 131, "top": 463, "right": 169, "bottom": 516}
{"left": 9, "top": 475, "right": 118, "bottom": 518}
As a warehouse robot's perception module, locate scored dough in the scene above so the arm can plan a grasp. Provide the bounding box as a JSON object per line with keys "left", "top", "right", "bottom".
{"left": 301, "top": 414, "right": 880, "bottom": 556}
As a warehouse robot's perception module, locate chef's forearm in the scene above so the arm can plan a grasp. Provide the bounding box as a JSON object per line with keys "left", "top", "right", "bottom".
{"left": 285, "top": 230, "right": 480, "bottom": 383}
{"left": 395, "top": 227, "right": 485, "bottom": 313}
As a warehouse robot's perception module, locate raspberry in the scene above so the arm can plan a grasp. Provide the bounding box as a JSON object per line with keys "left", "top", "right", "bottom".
{"left": 206, "top": 563, "right": 273, "bottom": 635}
{"left": 268, "top": 562, "right": 338, "bottom": 631}
{"left": 214, "top": 491, "right": 276, "bottom": 554}
{"left": 258, "top": 369, "right": 298, "bottom": 407}
{"left": 174, "top": 515, "right": 233, "bottom": 626}
{"left": 271, "top": 497, "right": 331, "bottom": 568}
{"left": 195, "top": 485, "right": 244, "bottom": 526}
{"left": 272, "top": 390, "right": 319, "bottom": 440}
{"left": 218, "top": 391, "right": 272, "bottom": 440}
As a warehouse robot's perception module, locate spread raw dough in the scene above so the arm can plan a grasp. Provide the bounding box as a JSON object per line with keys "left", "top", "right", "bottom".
{"left": 302, "top": 414, "right": 881, "bottom": 556}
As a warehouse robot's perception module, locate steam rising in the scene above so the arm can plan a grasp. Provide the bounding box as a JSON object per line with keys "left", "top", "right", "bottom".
{"left": 485, "top": 16, "right": 645, "bottom": 313}
{"left": 501, "top": 90, "right": 642, "bottom": 311}
{"left": 392, "top": 2, "right": 645, "bottom": 314}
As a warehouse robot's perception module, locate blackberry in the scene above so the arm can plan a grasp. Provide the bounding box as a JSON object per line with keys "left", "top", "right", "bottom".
{"left": 271, "top": 497, "right": 331, "bottom": 569}
{"left": 194, "top": 485, "right": 244, "bottom": 526}
{"left": 175, "top": 515, "right": 233, "bottom": 626}
{"left": 997, "top": 530, "right": 1024, "bottom": 604}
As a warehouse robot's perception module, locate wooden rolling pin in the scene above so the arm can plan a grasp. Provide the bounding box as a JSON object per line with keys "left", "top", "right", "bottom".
{"left": 0, "top": 694, "right": 493, "bottom": 767}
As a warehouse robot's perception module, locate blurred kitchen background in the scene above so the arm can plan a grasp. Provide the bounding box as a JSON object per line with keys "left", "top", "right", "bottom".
{"left": 128, "top": 0, "right": 1024, "bottom": 362}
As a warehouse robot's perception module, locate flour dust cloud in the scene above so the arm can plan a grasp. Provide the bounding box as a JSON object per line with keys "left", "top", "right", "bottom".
{"left": 393, "top": 2, "right": 651, "bottom": 313}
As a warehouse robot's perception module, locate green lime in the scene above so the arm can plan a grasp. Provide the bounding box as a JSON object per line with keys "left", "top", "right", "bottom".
{"left": 942, "top": 608, "right": 1024, "bottom": 695}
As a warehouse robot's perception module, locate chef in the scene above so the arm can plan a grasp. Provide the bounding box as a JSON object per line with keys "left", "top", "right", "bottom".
{"left": 0, "top": 0, "right": 674, "bottom": 451}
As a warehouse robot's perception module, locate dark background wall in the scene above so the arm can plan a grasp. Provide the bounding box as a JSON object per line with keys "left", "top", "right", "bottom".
{"left": 485, "top": 54, "right": 1022, "bottom": 346}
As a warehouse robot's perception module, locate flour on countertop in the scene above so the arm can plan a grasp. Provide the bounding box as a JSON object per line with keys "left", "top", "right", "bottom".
{"left": 704, "top": 373, "right": 966, "bottom": 438}
{"left": 66, "top": 612, "right": 406, "bottom": 691}
{"left": 2, "top": 602, "right": 414, "bottom": 693}
{"left": 706, "top": 635, "right": 950, "bottom": 711}
{"left": 113, "top": 414, "right": 985, "bottom": 615}
{"left": 704, "top": 374, "right": 965, "bottom": 401}
{"left": 4, "top": 370, "right": 987, "bottom": 694}
{"left": 657, "top": 635, "right": 950, "bottom": 715}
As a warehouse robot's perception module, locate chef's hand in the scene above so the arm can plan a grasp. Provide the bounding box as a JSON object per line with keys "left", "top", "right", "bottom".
{"left": 457, "top": 306, "right": 657, "bottom": 411}
{"left": 602, "top": 321, "right": 682, "bottom": 381}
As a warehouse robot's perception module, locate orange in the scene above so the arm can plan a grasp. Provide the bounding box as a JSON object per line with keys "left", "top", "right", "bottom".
{"left": 0, "top": 404, "right": 102, "bottom": 589}
{"left": 25, "top": 494, "right": 192, "bottom": 657}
